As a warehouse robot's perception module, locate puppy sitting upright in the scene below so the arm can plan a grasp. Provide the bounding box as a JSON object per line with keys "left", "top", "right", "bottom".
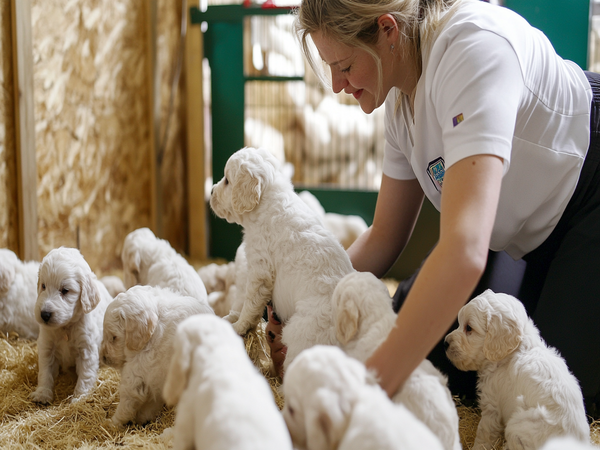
{"left": 30, "top": 247, "right": 114, "bottom": 404}
{"left": 209, "top": 146, "right": 354, "bottom": 370}
{"left": 445, "top": 289, "right": 590, "bottom": 450}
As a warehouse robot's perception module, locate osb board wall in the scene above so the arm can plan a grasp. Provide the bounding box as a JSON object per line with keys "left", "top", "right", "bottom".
{"left": 0, "top": 0, "right": 186, "bottom": 275}
{"left": 0, "top": 1, "right": 19, "bottom": 251}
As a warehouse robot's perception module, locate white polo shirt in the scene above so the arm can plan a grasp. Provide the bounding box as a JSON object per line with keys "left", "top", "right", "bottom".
{"left": 383, "top": 0, "right": 592, "bottom": 259}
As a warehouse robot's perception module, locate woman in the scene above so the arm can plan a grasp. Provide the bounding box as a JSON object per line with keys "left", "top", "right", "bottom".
{"left": 284, "top": 0, "right": 600, "bottom": 414}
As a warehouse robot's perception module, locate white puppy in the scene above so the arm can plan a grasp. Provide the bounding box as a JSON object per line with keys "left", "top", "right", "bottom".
{"left": 445, "top": 289, "right": 590, "bottom": 450}
{"left": 0, "top": 248, "right": 40, "bottom": 339}
{"left": 100, "top": 275, "right": 126, "bottom": 298}
{"left": 283, "top": 345, "right": 444, "bottom": 450}
{"left": 163, "top": 314, "right": 293, "bottom": 450}
{"left": 209, "top": 146, "right": 354, "bottom": 369}
{"left": 30, "top": 247, "right": 113, "bottom": 403}
{"left": 101, "top": 285, "right": 214, "bottom": 427}
{"left": 121, "top": 227, "right": 210, "bottom": 308}
{"left": 332, "top": 271, "right": 461, "bottom": 450}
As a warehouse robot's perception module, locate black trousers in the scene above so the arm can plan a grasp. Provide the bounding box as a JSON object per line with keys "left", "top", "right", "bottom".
{"left": 393, "top": 71, "right": 600, "bottom": 413}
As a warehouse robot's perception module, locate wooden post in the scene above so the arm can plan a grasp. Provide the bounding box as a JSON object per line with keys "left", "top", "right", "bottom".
{"left": 185, "top": 0, "right": 207, "bottom": 260}
{"left": 145, "top": 0, "right": 161, "bottom": 237}
{"left": 11, "top": 0, "right": 38, "bottom": 261}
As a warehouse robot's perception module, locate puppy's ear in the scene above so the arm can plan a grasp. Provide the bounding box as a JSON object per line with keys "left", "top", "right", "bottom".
{"left": 333, "top": 289, "right": 360, "bottom": 345}
{"left": 231, "top": 166, "right": 261, "bottom": 214}
{"left": 305, "top": 388, "right": 350, "bottom": 450}
{"left": 163, "top": 331, "right": 194, "bottom": 406}
{"left": 79, "top": 273, "right": 102, "bottom": 314}
{"left": 124, "top": 306, "right": 158, "bottom": 352}
{"left": 0, "top": 255, "right": 16, "bottom": 295}
{"left": 122, "top": 247, "right": 141, "bottom": 288}
{"left": 483, "top": 308, "right": 523, "bottom": 362}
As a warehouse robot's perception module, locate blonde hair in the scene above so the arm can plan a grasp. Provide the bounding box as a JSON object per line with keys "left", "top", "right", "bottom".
{"left": 293, "top": 0, "right": 463, "bottom": 105}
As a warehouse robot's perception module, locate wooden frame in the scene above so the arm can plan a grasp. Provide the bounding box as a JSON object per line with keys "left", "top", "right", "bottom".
{"left": 185, "top": 0, "right": 207, "bottom": 260}
{"left": 11, "top": 0, "right": 38, "bottom": 261}
{"left": 145, "top": 0, "right": 160, "bottom": 237}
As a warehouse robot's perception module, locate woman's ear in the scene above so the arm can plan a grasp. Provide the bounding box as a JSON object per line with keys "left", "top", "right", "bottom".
{"left": 377, "top": 14, "right": 399, "bottom": 43}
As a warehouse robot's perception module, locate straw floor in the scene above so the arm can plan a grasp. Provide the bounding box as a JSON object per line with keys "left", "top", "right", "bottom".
{"left": 2, "top": 323, "right": 600, "bottom": 449}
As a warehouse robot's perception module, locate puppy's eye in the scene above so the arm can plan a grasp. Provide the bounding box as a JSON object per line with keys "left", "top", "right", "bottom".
{"left": 41, "top": 283, "right": 46, "bottom": 290}
{"left": 288, "top": 405, "right": 295, "bottom": 416}
{"left": 112, "top": 336, "right": 117, "bottom": 342}
{"left": 61, "top": 288, "right": 69, "bottom": 296}
{"left": 465, "top": 324, "right": 472, "bottom": 333}
{"left": 224, "top": 177, "right": 229, "bottom": 185}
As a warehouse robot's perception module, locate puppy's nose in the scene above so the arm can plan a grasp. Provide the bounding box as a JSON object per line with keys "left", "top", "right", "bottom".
{"left": 40, "top": 311, "right": 52, "bottom": 323}
{"left": 443, "top": 337, "right": 450, "bottom": 351}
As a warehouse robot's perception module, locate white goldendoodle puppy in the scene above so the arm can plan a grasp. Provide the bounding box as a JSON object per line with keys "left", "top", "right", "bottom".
{"left": 100, "top": 285, "right": 214, "bottom": 427}
{"left": 332, "top": 271, "right": 461, "bottom": 450}
{"left": 100, "top": 275, "right": 126, "bottom": 298}
{"left": 282, "top": 345, "right": 444, "bottom": 450}
{"left": 121, "top": 227, "right": 210, "bottom": 308}
{"left": 0, "top": 248, "right": 40, "bottom": 339}
{"left": 163, "top": 314, "right": 293, "bottom": 450}
{"left": 445, "top": 289, "right": 590, "bottom": 450}
{"left": 30, "top": 247, "right": 114, "bottom": 404}
{"left": 209, "top": 146, "right": 354, "bottom": 370}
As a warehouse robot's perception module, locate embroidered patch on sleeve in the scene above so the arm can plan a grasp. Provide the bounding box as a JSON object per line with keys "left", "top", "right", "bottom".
{"left": 452, "top": 113, "right": 464, "bottom": 127}
{"left": 427, "top": 157, "right": 445, "bottom": 192}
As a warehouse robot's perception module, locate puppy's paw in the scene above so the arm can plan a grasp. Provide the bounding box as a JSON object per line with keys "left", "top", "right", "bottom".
{"left": 111, "top": 415, "right": 127, "bottom": 430}
{"left": 29, "top": 387, "right": 54, "bottom": 404}
{"left": 232, "top": 319, "right": 251, "bottom": 336}
{"left": 160, "top": 427, "right": 174, "bottom": 443}
{"left": 223, "top": 311, "right": 240, "bottom": 324}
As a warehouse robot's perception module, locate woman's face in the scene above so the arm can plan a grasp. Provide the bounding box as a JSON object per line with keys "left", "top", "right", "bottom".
{"left": 311, "top": 29, "right": 415, "bottom": 114}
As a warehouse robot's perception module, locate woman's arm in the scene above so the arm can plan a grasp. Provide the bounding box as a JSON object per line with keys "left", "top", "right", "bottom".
{"left": 366, "top": 153, "right": 504, "bottom": 396}
{"left": 347, "top": 175, "right": 425, "bottom": 277}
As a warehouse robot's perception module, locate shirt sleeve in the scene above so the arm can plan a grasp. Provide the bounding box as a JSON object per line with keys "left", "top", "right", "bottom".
{"left": 430, "top": 25, "right": 524, "bottom": 174}
{"left": 382, "top": 90, "right": 418, "bottom": 180}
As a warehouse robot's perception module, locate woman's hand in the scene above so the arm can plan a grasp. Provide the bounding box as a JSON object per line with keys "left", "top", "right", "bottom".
{"left": 265, "top": 304, "right": 287, "bottom": 378}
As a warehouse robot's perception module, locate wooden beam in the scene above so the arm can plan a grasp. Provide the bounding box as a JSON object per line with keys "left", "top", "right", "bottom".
{"left": 11, "top": 0, "right": 38, "bottom": 261}
{"left": 185, "top": 0, "right": 207, "bottom": 260}
{"left": 145, "top": 0, "right": 161, "bottom": 237}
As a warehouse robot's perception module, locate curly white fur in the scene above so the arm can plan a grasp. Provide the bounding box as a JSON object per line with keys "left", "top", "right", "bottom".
{"left": 0, "top": 249, "right": 40, "bottom": 339}
{"left": 100, "top": 285, "right": 214, "bottom": 427}
{"left": 100, "top": 275, "right": 126, "bottom": 298}
{"left": 121, "top": 227, "right": 210, "bottom": 309}
{"left": 209, "top": 147, "right": 354, "bottom": 370}
{"left": 163, "top": 314, "right": 293, "bottom": 450}
{"left": 29, "top": 247, "right": 113, "bottom": 404}
{"left": 298, "top": 191, "right": 368, "bottom": 250}
{"left": 282, "top": 345, "right": 444, "bottom": 450}
{"left": 331, "top": 271, "right": 461, "bottom": 450}
{"left": 445, "top": 289, "right": 590, "bottom": 450}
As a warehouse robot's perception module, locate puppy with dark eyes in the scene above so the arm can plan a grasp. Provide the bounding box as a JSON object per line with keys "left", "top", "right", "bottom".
{"left": 29, "top": 247, "right": 114, "bottom": 404}
{"left": 445, "top": 289, "right": 589, "bottom": 450}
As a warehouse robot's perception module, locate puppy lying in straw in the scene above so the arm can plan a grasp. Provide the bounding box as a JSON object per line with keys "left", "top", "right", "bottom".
{"left": 209, "top": 146, "right": 354, "bottom": 370}
{"left": 163, "top": 314, "right": 293, "bottom": 450}
{"left": 30, "top": 247, "right": 114, "bottom": 404}
{"left": 0, "top": 248, "right": 40, "bottom": 339}
{"left": 283, "top": 345, "right": 444, "bottom": 450}
{"left": 101, "top": 285, "right": 214, "bottom": 427}
{"left": 121, "top": 227, "right": 210, "bottom": 308}
{"left": 332, "top": 271, "right": 461, "bottom": 450}
{"left": 445, "top": 289, "right": 590, "bottom": 450}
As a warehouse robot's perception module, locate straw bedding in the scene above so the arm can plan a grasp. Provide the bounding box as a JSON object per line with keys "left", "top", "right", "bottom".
{"left": 1, "top": 323, "right": 599, "bottom": 449}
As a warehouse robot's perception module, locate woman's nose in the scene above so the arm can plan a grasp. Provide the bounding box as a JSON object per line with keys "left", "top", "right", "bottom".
{"left": 331, "top": 71, "right": 348, "bottom": 94}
